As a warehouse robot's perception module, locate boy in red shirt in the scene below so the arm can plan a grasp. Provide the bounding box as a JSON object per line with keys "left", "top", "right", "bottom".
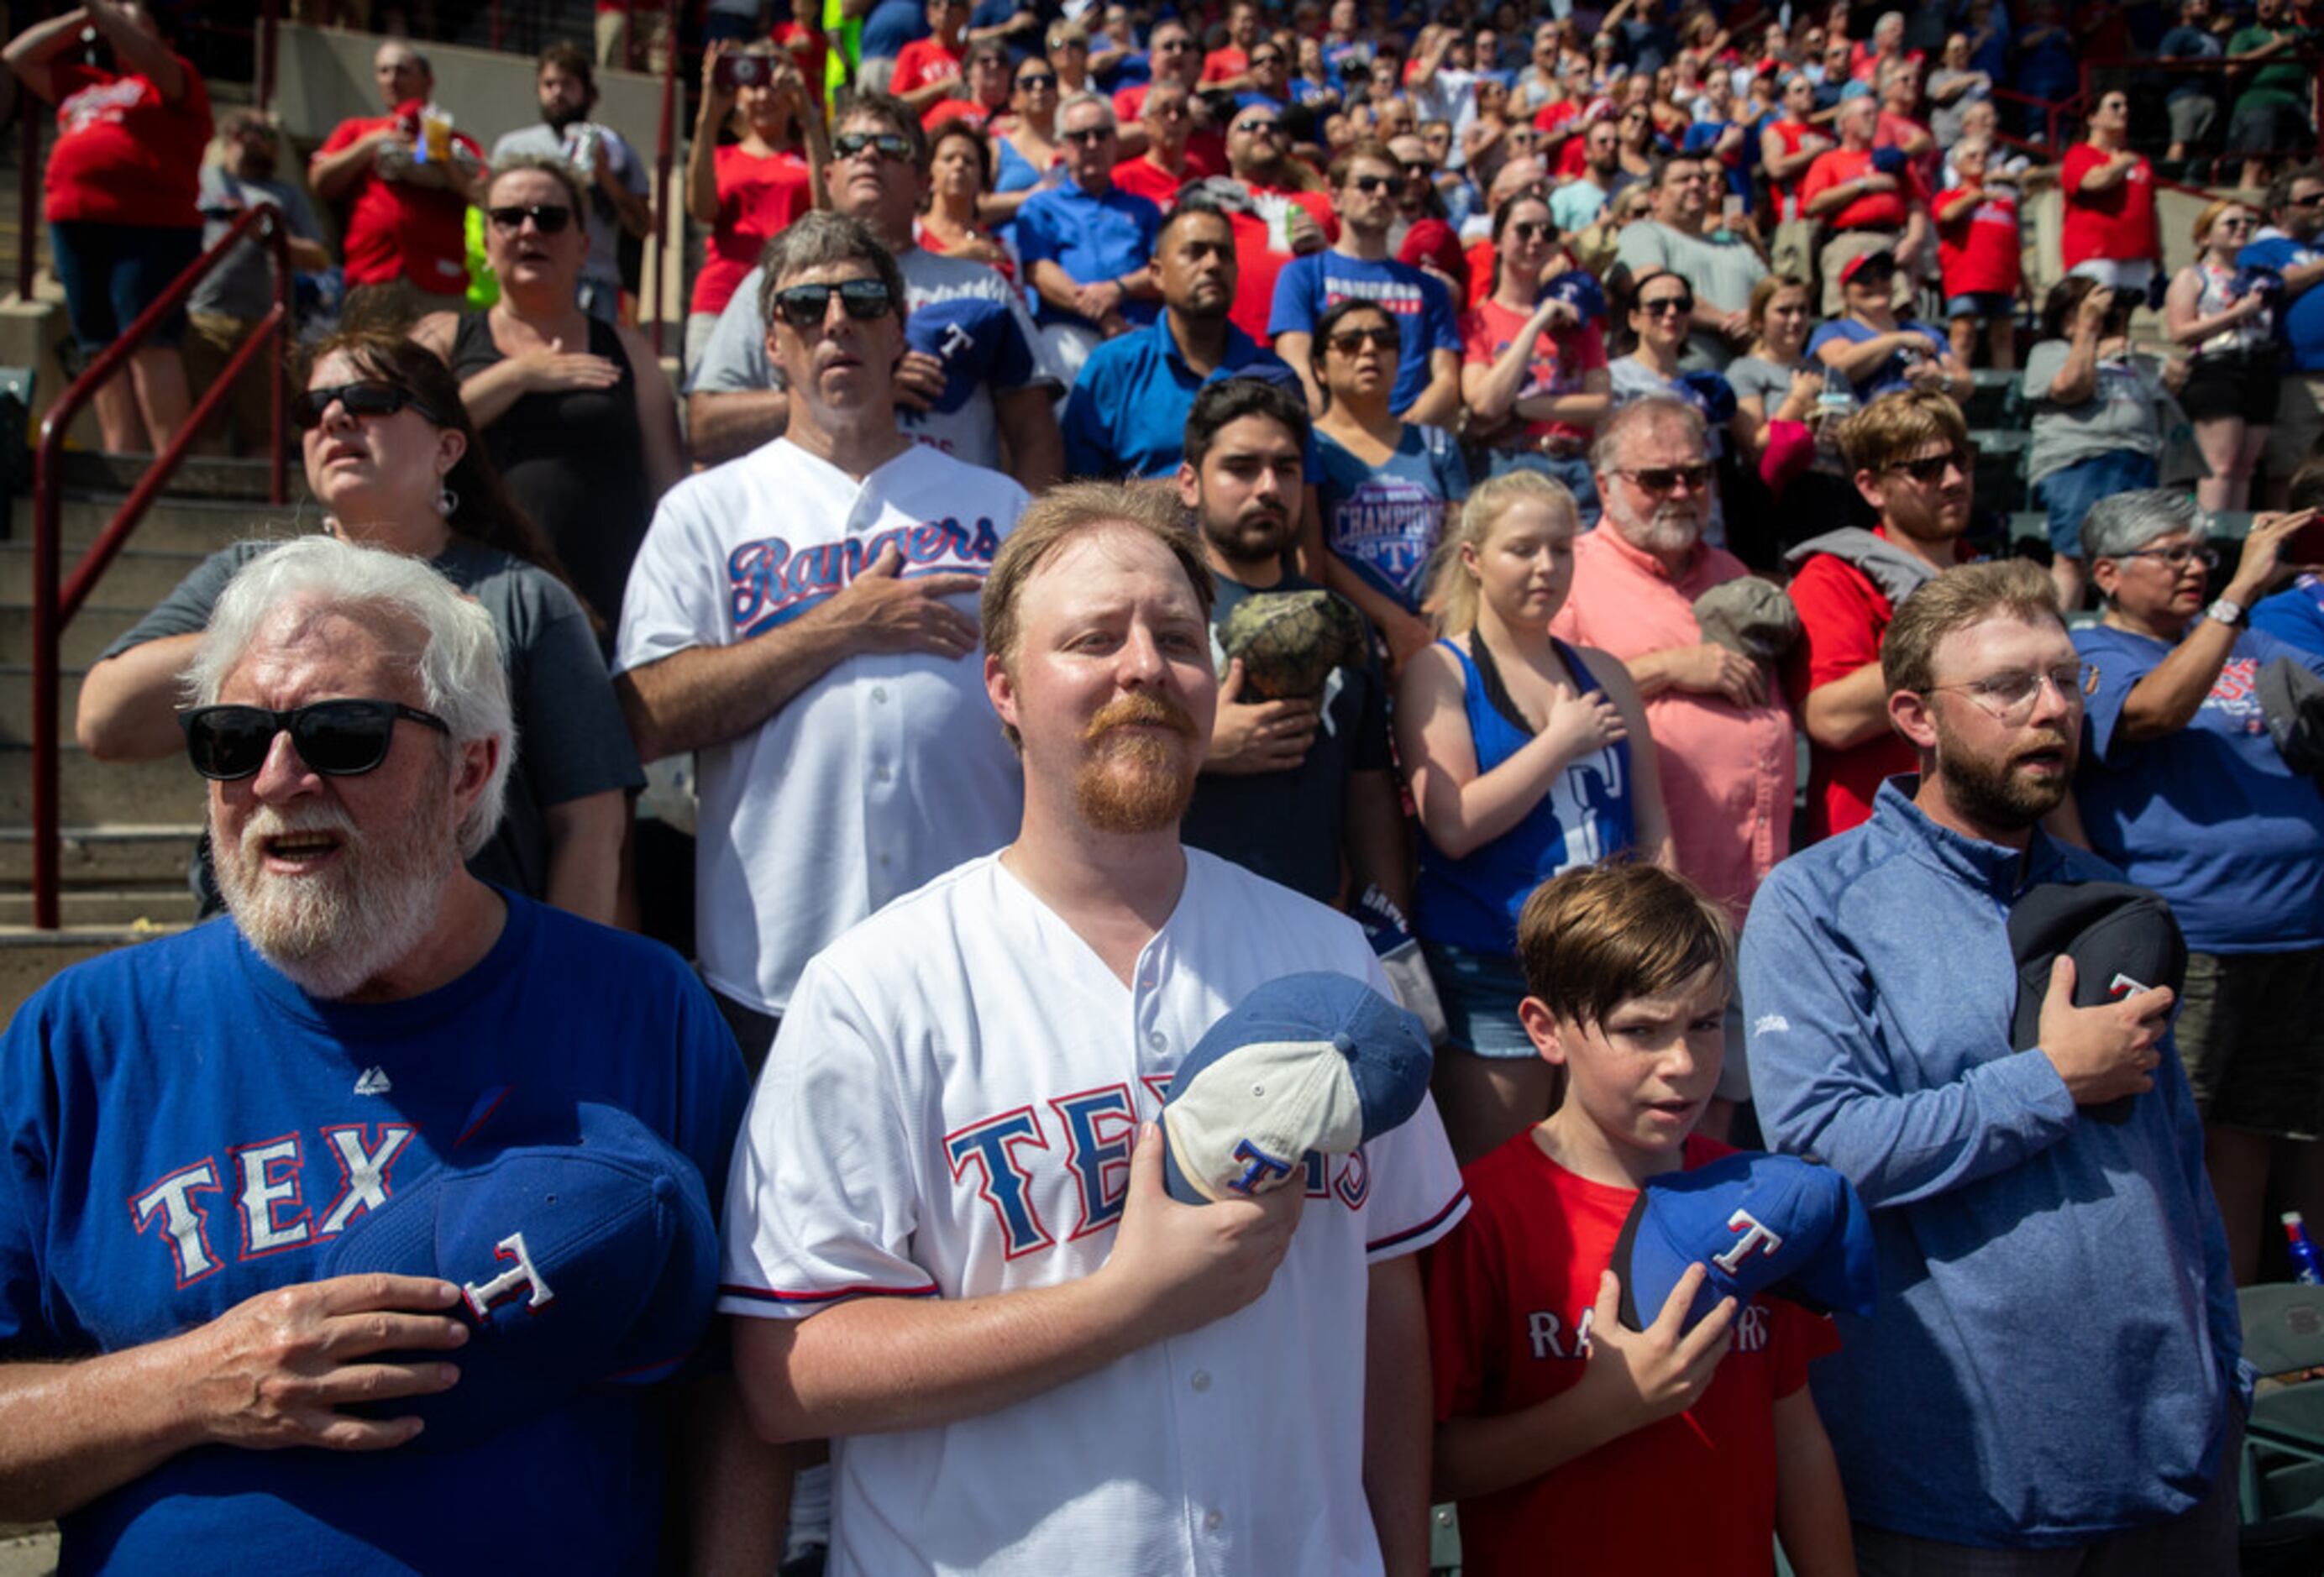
{"left": 1424, "top": 863, "right": 1853, "bottom": 1577}
{"left": 1935, "top": 139, "right": 2022, "bottom": 371}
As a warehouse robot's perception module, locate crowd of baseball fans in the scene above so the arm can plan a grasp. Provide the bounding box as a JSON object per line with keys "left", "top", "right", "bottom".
{"left": 4, "top": 0, "right": 2324, "bottom": 1571}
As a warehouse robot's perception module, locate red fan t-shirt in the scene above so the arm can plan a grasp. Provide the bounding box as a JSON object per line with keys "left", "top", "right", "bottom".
{"left": 1200, "top": 45, "right": 1249, "bottom": 83}
{"left": 690, "top": 143, "right": 814, "bottom": 316}
{"left": 1460, "top": 296, "right": 1608, "bottom": 444}
{"left": 2061, "top": 143, "right": 2159, "bottom": 270}
{"left": 314, "top": 113, "right": 483, "bottom": 291}
{"left": 1938, "top": 187, "right": 2021, "bottom": 298}
{"left": 1424, "top": 1131, "right": 1840, "bottom": 1577}
{"left": 1798, "top": 145, "right": 1921, "bottom": 233}
{"left": 1110, "top": 154, "right": 1186, "bottom": 211}
{"left": 1226, "top": 184, "right": 1336, "bottom": 343}
{"left": 891, "top": 35, "right": 963, "bottom": 97}
{"left": 45, "top": 59, "right": 210, "bottom": 228}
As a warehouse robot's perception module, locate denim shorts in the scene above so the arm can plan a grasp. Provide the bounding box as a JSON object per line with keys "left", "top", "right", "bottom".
{"left": 1422, "top": 940, "right": 1536, "bottom": 1060}
{"left": 1945, "top": 291, "right": 2012, "bottom": 321}
{"left": 2035, "top": 448, "right": 2159, "bottom": 559}
{"left": 48, "top": 220, "right": 200, "bottom": 353}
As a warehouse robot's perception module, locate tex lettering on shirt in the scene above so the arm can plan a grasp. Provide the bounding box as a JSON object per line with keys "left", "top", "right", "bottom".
{"left": 129, "top": 1124, "right": 419, "bottom": 1287}
{"left": 2208, "top": 654, "right": 2268, "bottom": 733}
{"left": 1320, "top": 272, "right": 1430, "bottom": 317}
{"left": 726, "top": 514, "right": 1004, "bottom": 637}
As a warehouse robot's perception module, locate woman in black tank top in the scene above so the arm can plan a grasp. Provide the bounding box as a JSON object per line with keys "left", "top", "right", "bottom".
{"left": 412, "top": 156, "right": 686, "bottom": 638}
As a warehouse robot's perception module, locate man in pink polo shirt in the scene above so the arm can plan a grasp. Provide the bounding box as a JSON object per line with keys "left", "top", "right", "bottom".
{"left": 1548, "top": 395, "right": 1796, "bottom": 1133}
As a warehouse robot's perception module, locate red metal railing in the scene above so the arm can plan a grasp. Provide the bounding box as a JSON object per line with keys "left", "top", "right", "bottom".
{"left": 29, "top": 203, "right": 291, "bottom": 930}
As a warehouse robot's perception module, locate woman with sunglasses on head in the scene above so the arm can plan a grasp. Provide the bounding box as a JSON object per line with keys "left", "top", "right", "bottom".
{"left": 1309, "top": 298, "right": 1472, "bottom": 667}
{"left": 412, "top": 157, "right": 685, "bottom": 642}
{"left": 916, "top": 118, "right": 1020, "bottom": 290}
{"left": 1461, "top": 195, "right": 1611, "bottom": 523}
{"left": 2070, "top": 489, "right": 2323, "bottom": 1286}
{"left": 1609, "top": 267, "right": 1748, "bottom": 544}
{"left": 1395, "top": 469, "right": 1671, "bottom": 1162}
{"left": 683, "top": 41, "right": 822, "bottom": 373}
{"left": 2166, "top": 199, "right": 2278, "bottom": 516}
{"left": 75, "top": 329, "right": 643, "bottom": 925}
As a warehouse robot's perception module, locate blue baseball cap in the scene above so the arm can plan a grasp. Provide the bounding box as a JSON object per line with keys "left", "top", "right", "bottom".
{"left": 903, "top": 295, "right": 1028, "bottom": 415}
{"left": 321, "top": 1087, "right": 720, "bottom": 1449}
{"left": 1162, "top": 972, "right": 1435, "bottom": 1204}
{"left": 1542, "top": 268, "right": 1606, "bottom": 324}
{"left": 1611, "top": 1150, "right": 1876, "bottom": 1335}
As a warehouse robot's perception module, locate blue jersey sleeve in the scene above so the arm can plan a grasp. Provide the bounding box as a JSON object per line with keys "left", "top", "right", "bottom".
{"left": 1268, "top": 254, "right": 1322, "bottom": 339}
{"left": 0, "top": 993, "right": 55, "bottom": 1351}
{"left": 2075, "top": 626, "right": 2164, "bottom": 764}
{"left": 1420, "top": 270, "right": 1461, "bottom": 356}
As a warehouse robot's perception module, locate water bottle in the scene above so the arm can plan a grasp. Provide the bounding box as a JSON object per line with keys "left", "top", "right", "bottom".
{"left": 2285, "top": 1212, "right": 2324, "bottom": 1285}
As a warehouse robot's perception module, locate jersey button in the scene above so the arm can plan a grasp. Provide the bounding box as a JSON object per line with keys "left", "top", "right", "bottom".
{"left": 1147, "top": 1030, "right": 1167, "bottom": 1052}
{"left": 871, "top": 685, "right": 889, "bottom": 703}
{"left": 1190, "top": 1370, "right": 1211, "bottom": 1392}
{"left": 1204, "top": 1510, "right": 1225, "bottom": 1532}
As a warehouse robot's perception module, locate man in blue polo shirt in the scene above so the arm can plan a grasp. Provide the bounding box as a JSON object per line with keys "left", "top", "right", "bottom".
{"left": 1016, "top": 91, "right": 1163, "bottom": 380}
{"left": 2242, "top": 165, "right": 2324, "bottom": 506}
{"left": 1062, "top": 201, "right": 1298, "bottom": 478}
{"left": 1268, "top": 138, "right": 1462, "bottom": 425}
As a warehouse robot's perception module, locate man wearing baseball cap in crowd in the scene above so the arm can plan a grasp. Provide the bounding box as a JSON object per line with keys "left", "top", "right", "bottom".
{"left": 0, "top": 537, "right": 751, "bottom": 1570}
{"left": 719, "top": 481, "right": 1466, "bottom": 1574}
{"left": 1744, "top": 559, "right": 2246, "bottom": 1569}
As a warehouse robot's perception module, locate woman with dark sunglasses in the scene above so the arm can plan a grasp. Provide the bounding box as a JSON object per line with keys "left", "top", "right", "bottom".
{"left": 1309, "top": 298, "right": 1472, "bottom": 668}
{"left": 984, "top": 50, "right": 1068, "bottom": 228}
{"left": 75, "top": 329, "right": 643, "bottom": 926}
{"left": 1461, "top": 195, "right": 1611, "bottom": 524}
{"left": 412, "top": 157, "right": 685, "bottom": 642}
{"left": 1610, "top": 267, "right": 1746, "bottom": 546}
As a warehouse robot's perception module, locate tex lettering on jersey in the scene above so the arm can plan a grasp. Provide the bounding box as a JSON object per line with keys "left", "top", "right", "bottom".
{"left": 128, "top": 1124, "right": 417, "bottom": 1287}
{"left": 727, "top": 515, "right": 1004, "bottom": 637}
{"left": 943, "top": 1084, "right": 1374, "bottom": 1258}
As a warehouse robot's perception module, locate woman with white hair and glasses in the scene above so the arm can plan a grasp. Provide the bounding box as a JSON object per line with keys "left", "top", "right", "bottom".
{"left": 2072, "top": 489, "right": 2324, "bottom": 1284}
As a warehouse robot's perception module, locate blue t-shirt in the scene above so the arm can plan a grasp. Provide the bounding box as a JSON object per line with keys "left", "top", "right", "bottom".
{"left": 2075, "top": 621, "right": 2324, "bottom": 951}
{"left": 1315, "top": 422, "right": 1469, "bottom": 612}
{"left": 1267, "top": 250, "right": 1463, "bottom": 416}
{"left": 1062, "top": 317, "right": 1301, "bottom": 479}
{"left": 2255, "top": 575, "right": 2324, "bottom": 655}
{"left": 1807, "top": 316, "right": 1953, "bottom": 401}
{"left": 1415, "top": 636, "right": 1636, "bottom": 954}
{"left": 0, "top": 896, "right": 750, "bottom": 1573}
{"left": 2240, "top": 235, "right": 2324, "bottom": 372}
{"left": 1014, "top": 182, "right": 1163, "bottom": 331}
{"left": 859, "top": 0, "right": 928, "bottom": 60}
{"left": 2158, "top": 24, "right": 2223, "bottom": 101}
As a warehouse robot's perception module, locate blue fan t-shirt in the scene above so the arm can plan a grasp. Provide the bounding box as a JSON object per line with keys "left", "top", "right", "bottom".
{"left": 0, "top": 895, "right": 749, "bottom": 1574}
{"left": 1807, "top": 316, "right": 1953, "bottom": 401}
{"left": 2240, "top": 234, "right": 2324, "bottom": 371}
{"left": 1267, "top": 250, "right": 1463, "bottom": 415}
{"left": 2073, "top": 621, "right": 2324, "bottom": 951}
{"left": 1315, "top": 422, "right": 1470, "bottom": 613}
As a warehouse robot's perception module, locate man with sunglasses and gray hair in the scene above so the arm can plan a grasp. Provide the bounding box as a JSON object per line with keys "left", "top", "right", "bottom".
{"left": 618, "top": 210, "right": 1030, "bottom": 1063}
{"left": 0, "top": 533, "right": 751, "bottom": 1571}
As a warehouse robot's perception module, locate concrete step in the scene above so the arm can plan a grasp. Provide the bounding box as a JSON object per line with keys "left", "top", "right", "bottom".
{"left": 8, "top": 493, "right": 312, "bottom": 555}
{"left": 0, "top": 745, "right": 207, "bottom": 826}
{"left": 51, "top": 452, "right": 303, "bottom": 504}
{"left": 0, "top": 541, "right": 214, "bottom": 609}
{"left": 0, "top": 924, "right": 187, "bottom": 1022}
{"left": 0, "top": 887, "right": 197, "bottom": 926}
{"left": 0, "top": 665, "right": 84, "bottom": 746}
{"left": 0, "top": 604, "right": 147, "bottom": 667}
{"left": 0, "top": 824, "right": 202, "bottom": 886}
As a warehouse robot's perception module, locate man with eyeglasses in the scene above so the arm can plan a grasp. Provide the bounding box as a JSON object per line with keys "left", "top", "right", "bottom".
{"left": 0, "top": 534, "right": 753, "bottom": 1572}
{"left": 2073, "top": 490, "right": 2324, "bottom": 1289}
{"left": 1271, "top": 139, "right": 1464, "bottom": 426}
{"left": 1614, "top": 155, "right": 1767, "bottom": 371}
{"left": 1110, "top": 17, "right": 1203, "bottom": 123}
{"left": 619, "top": 211, "right": 1031, "bottom": 1061}
{"left": 686, "top": 93, "right": 1062, "bottom": 482}
{"left": 311, "top": 42, "right": 486, "bottom": 327}
{"left": 2241, "top": 165, "right": 2324, "bottom": 507}
{"left": 1236, "top": 39, "right": 1294, "bottom": 113}
{"left": 1744, "top": 556, "right": 2245, "bottom": 1572}
{"left": 1552, "top": 395, "right": 1795, "bottom": 1132}
{"left": 1111, "top": 81, "right": 1202, "bottom": 210}
{"left": 1017, "top": 93, "right": 1164, "bottom": 374}
{"left": 1786, "top": 390, "right": 1976, "bottom": 841}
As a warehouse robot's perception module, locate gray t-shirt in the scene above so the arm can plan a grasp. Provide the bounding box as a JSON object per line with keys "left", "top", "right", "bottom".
{"left": 1613, "top": 218, "right": 1768, "bottom": 371}
{"left": 2022, "top": 338, "right": 2168, "bottom": 485}
{"left": 188, "top": 168, "right": 322, "bottom": 322}
{"left": 492, "top": 123, "right": 649, "bottom": 292}
{"left": 687, "top": 248, "right": 1062, "bottom": 472}
{"left": 105, "top": 536, "right": 644, "bottom": 901}
{"left": 1725, "top": 353, "right": 1801, "bottom": 412}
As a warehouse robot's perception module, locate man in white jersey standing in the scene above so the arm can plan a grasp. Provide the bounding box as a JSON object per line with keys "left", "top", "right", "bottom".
{"left": 718, "top": 482, "right": 1467, "bottom": 1575}
{"left": 615, "top": 211, "right": 1030, "bottom": 1060}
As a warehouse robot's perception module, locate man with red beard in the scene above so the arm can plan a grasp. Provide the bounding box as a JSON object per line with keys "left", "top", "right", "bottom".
{"left": 1741, "top": 558, "right": 2243, "bottom": 1567}
{"left": 0, "top": 536, "right": 751, "bottom": 1570}
{"left": 718, "top": 481, "right": 1466, "bottom": 1575}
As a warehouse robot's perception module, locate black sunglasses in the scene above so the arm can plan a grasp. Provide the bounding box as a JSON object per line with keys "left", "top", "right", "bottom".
{"left": 1062, "top": 125, "right": 1115, "bottom": 145}
{"left": 1351, "top": 172, "right": 1407, "bottom": 195}
{"left": 1234, "top": 118, "right": 1285, "bottom": 135}
{"left": 1638, "top": 294, "right": 1694, "bottom": 316}
{"left": 1616, "top": 462, "right": 1715, "bottom": 494}
{"left": 771, "top": 276, "right": 896, "bottom": 327}
{"left": 1508, "top": 220, "right": 1554, "bottom": 243}
{"left": 179, "top": 699, "right": 450, "bottom": 782}
{"left": 1888, "top": 448, "right": 1970, "bottom": 484}
{"left": 293, "top": 381, "right": 446, "bottom": 432}
{"left": 1329, "top": 325, "right": 1398, "bottom": 352}
{"left": 831, "top": 129, "right": 914, "bottom": 161}
{"left": 486, "top": 203, "right": 573, "bottom": 234}
{"left": 1017, "top": 71, "right": 1057, "bottom": 88}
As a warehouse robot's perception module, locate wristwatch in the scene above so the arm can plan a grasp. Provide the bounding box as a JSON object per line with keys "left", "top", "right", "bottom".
{"left": 2207, "top": 596, "right": 2248, "bottom": 628}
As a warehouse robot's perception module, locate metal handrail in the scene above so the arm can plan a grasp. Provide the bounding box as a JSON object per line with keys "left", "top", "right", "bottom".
{"left": 29, "top": 202, "right": 291, "bottom": 930}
